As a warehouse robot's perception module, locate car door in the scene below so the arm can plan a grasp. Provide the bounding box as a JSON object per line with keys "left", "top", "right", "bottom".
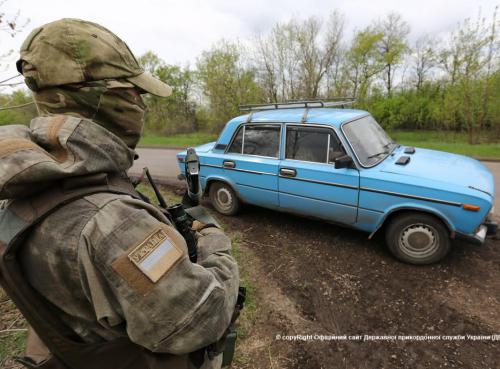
{"left": 223, "top": 123, "right": 281, "bottom": 209}
{"left": 278, "top": 124, "right": 360, "bottom": 224}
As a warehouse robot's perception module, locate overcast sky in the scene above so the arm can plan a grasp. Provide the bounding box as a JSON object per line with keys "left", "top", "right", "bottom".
{"left": 1, "top": 0, "right": 498, "bottom": 83}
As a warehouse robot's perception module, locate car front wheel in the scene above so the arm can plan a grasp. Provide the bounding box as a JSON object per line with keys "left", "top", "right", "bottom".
{"left": 385, "top": 213, "right": 451, "bottom": 264}
{"left": 209, "top": 182, "right": 240, "bottom": 215}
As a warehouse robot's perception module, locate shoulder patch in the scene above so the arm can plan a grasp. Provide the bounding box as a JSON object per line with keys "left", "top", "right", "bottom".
{"left": 112, "top": 225, "right": 186, "bottom": 295}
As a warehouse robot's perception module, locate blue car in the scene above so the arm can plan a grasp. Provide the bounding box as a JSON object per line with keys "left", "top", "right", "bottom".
{"left": 178, "top": 101, "right": 497, "bottom": 264}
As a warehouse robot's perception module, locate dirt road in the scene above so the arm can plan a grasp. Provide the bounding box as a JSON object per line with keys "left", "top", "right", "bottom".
{"left": 221, "top": 202, "right": 500, "bottom": 369}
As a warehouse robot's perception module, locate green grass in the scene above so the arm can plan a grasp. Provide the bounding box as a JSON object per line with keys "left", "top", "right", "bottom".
{"left": 230, "top": 234, "right": 257, "bottom": 331}
{"left": 388, "top": 130, "right": 500, "bottom": 158}
{"left": 224, "top": 233, "right": 257, "bottom": 367}
{"left": 136, "top": 183, "right": 182, "bottom": 205}
{"left": 0, "top": 331, "right": 26, "bottom": 364}
{"left": 140, "top": 130, "right": 500, "bottom": 158}
{"left": 0, "top": 288, "right": 26, "bottom": 365}
{"left": 139, "top": 133, "right": 218, "bottom": 148}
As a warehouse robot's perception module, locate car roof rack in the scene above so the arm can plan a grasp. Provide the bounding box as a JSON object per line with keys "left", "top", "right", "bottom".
{"left": 239, "top": 98, "right": 355, "bottom": 112}
{"left": 239, "top": 98, "right": 356, "bottom": 123}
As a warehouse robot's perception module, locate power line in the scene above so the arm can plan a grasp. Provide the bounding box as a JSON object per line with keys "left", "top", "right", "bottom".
{"left": 0, "top": 101, "right": 35, "bottom": 111}
{"left": 0, "top": 74, "right": 22, "bottom": 84}
{"left": 0, "top": 81, "right": 24, "bottom": 87}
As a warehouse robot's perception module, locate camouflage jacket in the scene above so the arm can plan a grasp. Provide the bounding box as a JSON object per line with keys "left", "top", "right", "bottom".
{"left": 0, "top": 116, "right": 239, "bottom": 365}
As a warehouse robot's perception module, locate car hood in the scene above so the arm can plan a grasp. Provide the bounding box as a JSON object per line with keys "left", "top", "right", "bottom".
{"left": 380, "top": 147, "right": 495, "bottom": 198}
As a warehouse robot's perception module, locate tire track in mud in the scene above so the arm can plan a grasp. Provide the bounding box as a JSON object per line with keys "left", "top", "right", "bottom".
{"left": 222, "top": 204, "right": 500, "bottom": 369}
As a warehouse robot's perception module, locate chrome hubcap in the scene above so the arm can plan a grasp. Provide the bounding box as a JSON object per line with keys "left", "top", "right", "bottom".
{"left": 216, "top": 188, "right": 233, "bottom": 210}
{"left": 399, "top": 224, "right": 439, "bottom": 258}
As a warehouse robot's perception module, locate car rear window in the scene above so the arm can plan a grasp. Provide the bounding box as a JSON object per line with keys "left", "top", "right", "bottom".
{"left": 228, "top": 125, "right": 281, "bottom": 158}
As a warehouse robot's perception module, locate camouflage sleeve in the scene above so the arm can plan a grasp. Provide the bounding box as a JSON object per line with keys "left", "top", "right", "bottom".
{"left": 78, "top": 195, "right": 239, "bottom": 355}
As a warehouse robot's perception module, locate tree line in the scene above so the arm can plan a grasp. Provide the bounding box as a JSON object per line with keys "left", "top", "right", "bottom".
{"left": 1, "top": 8, "right": 499, "bottom": 144}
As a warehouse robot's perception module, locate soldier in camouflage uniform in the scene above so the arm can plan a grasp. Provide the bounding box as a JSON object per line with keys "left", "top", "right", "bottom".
{"left": 0, "top": 19, "right": 239, "bottom": 369}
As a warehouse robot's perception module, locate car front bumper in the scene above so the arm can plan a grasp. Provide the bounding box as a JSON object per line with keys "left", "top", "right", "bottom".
{"left": 484, "top": 218, "right": 498, "bottom": 237}
{"left": 473, "top": 225, "right": 488, "bottom": 244}
{"left": 457, "top": 219, "right": 498, "bottom": 245}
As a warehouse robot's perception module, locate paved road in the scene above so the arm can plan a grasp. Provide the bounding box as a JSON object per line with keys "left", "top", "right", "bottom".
{"left": 483, "top": 162, "right": 500, "bottom": 210}
{"left": 130, "top": 148, "right": 500, "bottom": 210}
{"left": 129, "top": 147, "right": 182, "bottom": 185}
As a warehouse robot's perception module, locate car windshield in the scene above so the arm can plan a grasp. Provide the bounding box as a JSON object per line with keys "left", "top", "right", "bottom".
{"left": 342, "top": 115, "right": 395, "bottom": 167}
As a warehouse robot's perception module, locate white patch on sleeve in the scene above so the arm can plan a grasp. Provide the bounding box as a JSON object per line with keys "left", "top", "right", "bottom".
{"left": 128, "top": 227, "right": 184, "bottom": 282}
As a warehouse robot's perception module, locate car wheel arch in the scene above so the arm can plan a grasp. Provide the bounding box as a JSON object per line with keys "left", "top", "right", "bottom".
{"left": 205, "top": 177, "right": 241, "bottom": 199}
{"left": 368, "top": 206, "right": 455, "bottom": 240}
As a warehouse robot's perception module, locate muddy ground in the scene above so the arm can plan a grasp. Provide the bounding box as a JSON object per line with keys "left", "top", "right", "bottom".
{"left": 223, "top": 202, "right": 500, "bottom": 369}
{"left": 1, "top": 185, "right": 499, "bottom": 369}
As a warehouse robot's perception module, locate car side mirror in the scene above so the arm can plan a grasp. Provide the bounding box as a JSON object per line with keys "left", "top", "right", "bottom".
{"left": 334, "top": 154, "right": 355, "bottom": 169}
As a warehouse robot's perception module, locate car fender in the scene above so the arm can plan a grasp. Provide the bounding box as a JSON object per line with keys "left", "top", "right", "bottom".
{"left": 204, "top": 175, "right": 241, "bottom": 198}
{"left": 368, "top": 203, "right": 456, "bottom": 239}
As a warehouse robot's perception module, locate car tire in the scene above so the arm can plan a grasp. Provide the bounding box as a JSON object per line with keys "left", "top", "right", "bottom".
{"left": 385, "top": 213, "right": 451, "bottom": 264}
{"left": 209, "top": 182, "right": 240, "bottom": 215}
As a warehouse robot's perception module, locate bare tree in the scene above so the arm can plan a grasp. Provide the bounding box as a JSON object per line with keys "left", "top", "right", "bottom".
{"left": 412, "top": 35, "right": 439, "bottom": 90}
{"left": 0, "top": 0, "right": 29, "bottom": 74}
{"left": 254, "top": 11, "right": 344, "bottom": 101}
{"left": 325, "top": 49, "right": 351, "bottom": 97}
{"left": 0, "top": 0, "right": 28, "bottom": 41}
{"left": 439, "top": 33, "right": 462, "bottom": 85}
{"left": 441, "top": 7, "right": 499, "bottom": 143}
{"left": 255, "top": 34, "right": 279, "bottom": 102}
{"left": 374, "top": 12, "right": 410, "bottom": 95}
{"left": 295, "top": 11, "right": 345, "bottom": 98}
{"left": 255, "top": 20, "right": 301, "bottom": 101}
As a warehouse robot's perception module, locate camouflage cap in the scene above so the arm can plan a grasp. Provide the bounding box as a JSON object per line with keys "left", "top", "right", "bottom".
{"left": 16, "top": 18, "right": 172, "bottom": 97}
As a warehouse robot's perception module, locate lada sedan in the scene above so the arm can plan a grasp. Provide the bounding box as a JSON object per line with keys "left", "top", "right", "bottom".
{"left": 177, "top": 101, "right": 496, "bottom": 264}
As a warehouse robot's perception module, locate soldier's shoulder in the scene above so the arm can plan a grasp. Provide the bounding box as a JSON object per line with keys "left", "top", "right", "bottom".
{"left": 82, "top": 192, "right": 152, "bottom": 229}
{"left": 82, "top": 192, "right": 135, "bottom": 210}
{"left": 80, "top": 192, "right": 167, "bottom": 250}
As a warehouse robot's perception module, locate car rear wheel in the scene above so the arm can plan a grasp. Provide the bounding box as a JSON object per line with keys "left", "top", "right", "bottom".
{"left": 209, "top": 182, "right": 240, "bottom": 215}
{"left": 385, "top": 213, "right": 451, "bottom": 264}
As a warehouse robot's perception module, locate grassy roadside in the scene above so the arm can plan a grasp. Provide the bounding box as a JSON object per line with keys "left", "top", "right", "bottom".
{"left": 0, "top": 288, "right": 26, "bottom": 368}
{"left": 139, "top": 133, "right": 218, "bottom": 148}
{"left": 388, "top": 130, "right": 500, "bottom": 158}
{"left": 140, "top": 130, "right": 500, "bottom": 159}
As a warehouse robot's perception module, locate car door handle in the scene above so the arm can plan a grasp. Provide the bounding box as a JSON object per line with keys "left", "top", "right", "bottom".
{"left": 223, "top": 160, "right": 236, "bottom": 168}
{"left": 280, "top": 168, "right": 296, "bottom": 177}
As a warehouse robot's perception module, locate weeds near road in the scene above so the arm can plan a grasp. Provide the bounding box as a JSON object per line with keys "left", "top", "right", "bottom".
{"left": 0, "top": 288, "right": 26, "bottom": 368}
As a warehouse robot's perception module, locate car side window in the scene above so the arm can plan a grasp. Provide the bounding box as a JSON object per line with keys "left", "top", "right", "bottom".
{"left": 286, "top": 126, "right": 343, "bottom": 164}
{"left": 227, "top": 125, "right": 281, "bottom": 158}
